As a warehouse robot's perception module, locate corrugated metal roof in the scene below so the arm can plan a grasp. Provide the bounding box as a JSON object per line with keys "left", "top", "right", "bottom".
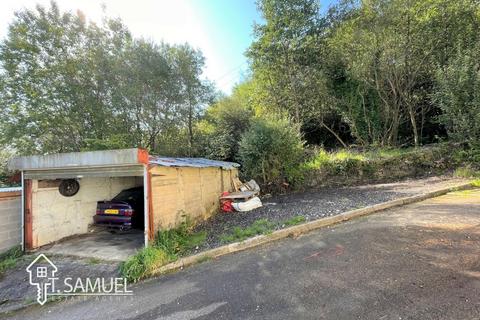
{"left": 149, "top": 156, "right": 239, "bottom": 169}
{"left": 8, "top": 148, "right": 143, "bottom": 171}
{"left": 0, "top": 187, "right": 22, "bottom": 193}
{"left": 8, "top": 148, "right": 240, "bottom": 171}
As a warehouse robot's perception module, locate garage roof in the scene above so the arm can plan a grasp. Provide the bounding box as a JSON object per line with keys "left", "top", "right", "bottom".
{"left": 149, "top": 156, "right": 239, "bottom": 169}
{"left": 8, "top": 148, "right": 146, "bottom": 171}
{"left": 8, "top": 148, "right": 239, "bottom": 171}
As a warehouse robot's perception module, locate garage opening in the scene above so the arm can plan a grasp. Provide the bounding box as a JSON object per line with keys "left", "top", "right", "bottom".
{"left": 28, "top": 173, "right": 146, "bottom": 261}
{"left": 8, "top": 149, "right": 151, "bottom": 261}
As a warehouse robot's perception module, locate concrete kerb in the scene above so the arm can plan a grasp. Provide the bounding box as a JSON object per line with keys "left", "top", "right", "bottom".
{"left": 149, "top": 182, "right": 476, "bottom": 278}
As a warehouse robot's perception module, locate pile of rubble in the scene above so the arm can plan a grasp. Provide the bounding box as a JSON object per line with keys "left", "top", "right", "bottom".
{"left": 221, "top": 179, "right": 262, "bottom": 212}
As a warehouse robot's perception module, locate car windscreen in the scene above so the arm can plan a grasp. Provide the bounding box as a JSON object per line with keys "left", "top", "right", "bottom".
{"left": 112, "top": 188, "right": 143, "bottom": 202}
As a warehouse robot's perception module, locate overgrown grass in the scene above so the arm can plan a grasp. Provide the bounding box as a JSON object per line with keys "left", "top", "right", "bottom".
{"left": 454, "top": 166, "right": 480, "bottom": 178}
{"left": 120, "top": 247, "right": 171, "bottom": 283}
{"left": 304, "top": 147, "right": 417, "bottom": 171}
{"left": 154, "top": 222, "right": 206, "bottom": 256}
{"left": 0, "top": 246, "right": 23, "bottom": 277}
{"left": 295, "top": 143, "right": 477, "bottom": 188}
{"left": 120, "top": 221, "right": 206, "bottom": 282}
{"left": 220, "top": 215, "right": 307, "bottom": 244}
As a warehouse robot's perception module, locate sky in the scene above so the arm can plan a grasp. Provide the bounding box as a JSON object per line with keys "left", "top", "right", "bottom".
{"left": 0, "top": 0, "right": 335, "bottom": 94}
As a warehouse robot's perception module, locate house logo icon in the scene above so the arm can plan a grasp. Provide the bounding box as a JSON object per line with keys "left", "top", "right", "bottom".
{"left": 26, "top": 254, "right": 58, "bottom": 305}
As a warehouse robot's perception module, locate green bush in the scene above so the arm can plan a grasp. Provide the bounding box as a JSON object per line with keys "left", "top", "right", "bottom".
{"left": 435, "top": 46, "right": 480, "bottom": 144}
{"left": 238, "top": 118, "right": 305, "bottom": 187}
{"left": 196, "top": 85, "right": 254, "bottom": 161}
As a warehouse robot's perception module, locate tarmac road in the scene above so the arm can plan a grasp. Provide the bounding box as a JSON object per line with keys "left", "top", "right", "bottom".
{"left": 5, "top": 189, "right": 480, "bottom": 320}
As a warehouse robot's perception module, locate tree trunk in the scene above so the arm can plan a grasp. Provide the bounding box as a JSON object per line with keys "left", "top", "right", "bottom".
{"left": 188, "top": 103, "right": 193, "bottom": 156}
{"left": 408, "top": 107, "right": 419, "bottom": 147}
{"left": 321, "top": 122, "right": 347, "bottom": 148}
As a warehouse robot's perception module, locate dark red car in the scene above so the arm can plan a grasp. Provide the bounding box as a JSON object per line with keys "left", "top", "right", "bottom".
{"left": 93, "top": 187, "right": 144, "bottom": 230}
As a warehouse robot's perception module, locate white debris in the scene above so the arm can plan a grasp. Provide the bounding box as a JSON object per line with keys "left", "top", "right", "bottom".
{"left": 232, "top": 196, "right": 262, "bottom": 212}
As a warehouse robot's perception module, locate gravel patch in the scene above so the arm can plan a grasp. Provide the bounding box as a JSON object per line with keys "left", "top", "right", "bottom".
{"left": 194, "top": 176, "right": 468, "bottom": 250}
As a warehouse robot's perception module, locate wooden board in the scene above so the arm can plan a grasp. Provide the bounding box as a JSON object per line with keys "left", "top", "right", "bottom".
{"left": 220, "top": 190, "right": 258, "bottom": 200}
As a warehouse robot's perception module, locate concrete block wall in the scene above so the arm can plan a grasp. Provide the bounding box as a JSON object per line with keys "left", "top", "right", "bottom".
{"left": 150, "top": 166, "right": 239, "bottom": 232}
{"left": 0, "top": 196, "right": 22, "bottom": 254}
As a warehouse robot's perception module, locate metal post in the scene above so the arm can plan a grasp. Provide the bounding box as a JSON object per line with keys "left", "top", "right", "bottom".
{"left": 21, "top": 171, "right": 24, "bottom": 251}
{"left": 143, "top": 165, "right": 149, "bottom": 247}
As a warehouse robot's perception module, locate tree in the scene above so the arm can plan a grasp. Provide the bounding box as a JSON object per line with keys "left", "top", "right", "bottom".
{"left": 247, "top": 0, "right": 347, "bottom": 147}
{"left": 238, "top": 117, "right": 304, "bottom": 186}
{"left": 434, "top": 45, "right": 480, "bottom": 144}
{"left": 196, "top": 81, "right": 255, "bottom": 160}
{"left": 0, "top": 2, "right": 214, "bottom": 157}
{"left": 0, "top": 2, "right": 131, "bottom": 153}
{"left": 171, "top": 45, "right": 214, "bottom": 155}
{"left": 326, "top": 0, "right": 480, "bottom": 146}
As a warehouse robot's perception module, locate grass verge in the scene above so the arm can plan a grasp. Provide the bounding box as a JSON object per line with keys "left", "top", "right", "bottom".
{"left": 220, "top": 215, "right": 306, "bottom": 243}
{"left": 121, "top": 221, "right": 206, "bottom": 282}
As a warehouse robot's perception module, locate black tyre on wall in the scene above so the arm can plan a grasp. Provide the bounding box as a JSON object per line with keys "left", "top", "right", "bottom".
{"left": 59, "top": 179, "right": 80, "bottom": 197}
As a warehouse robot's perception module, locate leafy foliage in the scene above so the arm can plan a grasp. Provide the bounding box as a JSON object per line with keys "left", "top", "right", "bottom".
{"left": 435, "top": 45, "right": 480, "bottom": 145}
{"left": 196, "top": 82, "right": 255, "bottom": 161}
{"left": 246, "top": 0, "right": 480, "bottom": 147}
{"left": 0, "top": 2, "right": 213, "bottom": 156}
{"left": 0, "top": 150, "right": 15, "bottom": 187}
{"left": 238, "top": 118, "right": 305, "bottom": 186}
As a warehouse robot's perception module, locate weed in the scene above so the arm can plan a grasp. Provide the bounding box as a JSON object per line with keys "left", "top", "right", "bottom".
{"left": 0, "top": 246, "right": 22, "bottom": 277}
{"left": 86, "top": 258, "right": 102, "bottom": 265}
{"left": 220, "top": 219, "right": 276, "bottom": 243}
{"left": 282, "top": 215, "right": 306, "bottom": 227}
{"left": 454, "top": 166, "right": 480, "bottom": 178}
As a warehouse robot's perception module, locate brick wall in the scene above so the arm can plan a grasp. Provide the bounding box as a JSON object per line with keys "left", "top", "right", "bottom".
{"left": 0, "top": 193, "right": 22, "bottom": 254}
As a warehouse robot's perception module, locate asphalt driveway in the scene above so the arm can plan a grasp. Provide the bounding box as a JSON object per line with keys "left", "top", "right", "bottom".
{"left": 6, "top": 189, "right": 480, "bottom": 320}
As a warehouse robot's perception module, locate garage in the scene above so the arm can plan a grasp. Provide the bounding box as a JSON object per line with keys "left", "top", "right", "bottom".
{"left": 8, "top": 148, "right": 239, "bottom": 260}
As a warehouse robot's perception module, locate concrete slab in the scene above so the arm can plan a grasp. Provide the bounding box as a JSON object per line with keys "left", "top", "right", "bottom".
{"left": 42, "top": 229, "right": 143, "bottom": 261}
